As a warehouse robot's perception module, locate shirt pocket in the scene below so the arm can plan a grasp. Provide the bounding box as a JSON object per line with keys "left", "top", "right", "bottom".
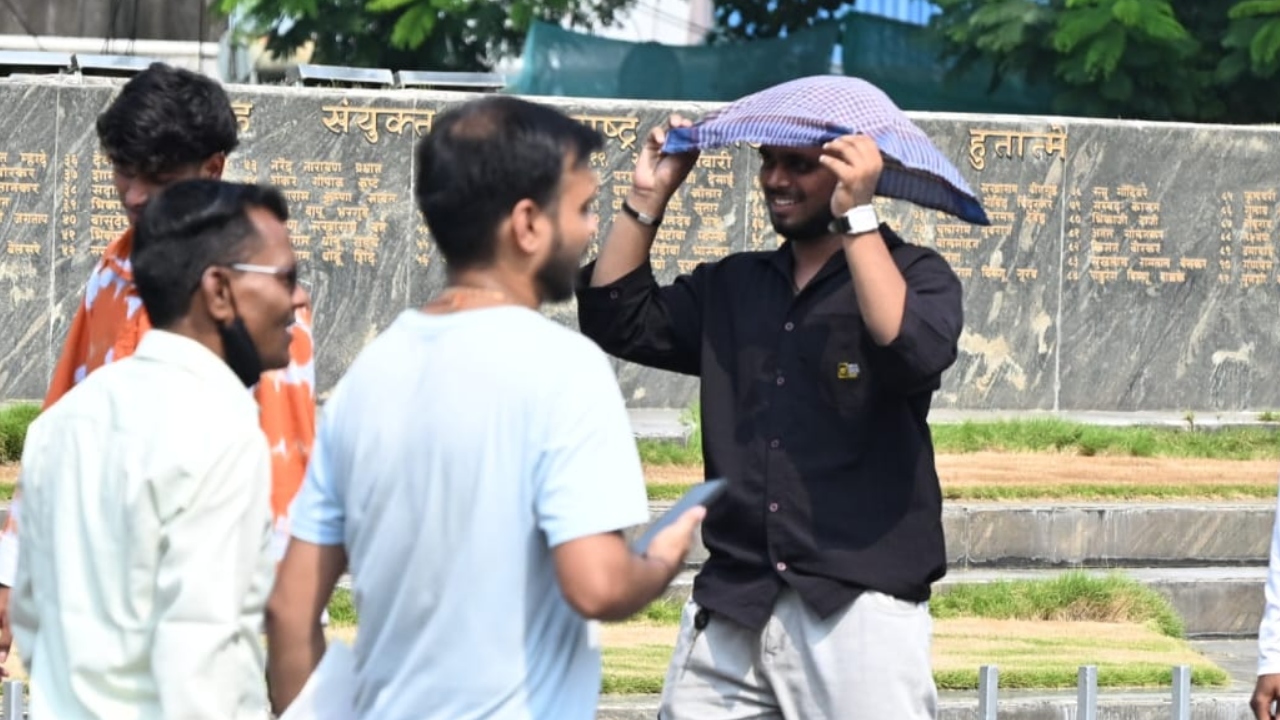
{"left": 797, "top": 310, "right": 872, "bottom": 420}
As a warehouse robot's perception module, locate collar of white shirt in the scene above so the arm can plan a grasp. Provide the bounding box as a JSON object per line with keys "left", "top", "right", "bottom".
{"left": 133, "top": 329, "right": 260, "bottom": 410}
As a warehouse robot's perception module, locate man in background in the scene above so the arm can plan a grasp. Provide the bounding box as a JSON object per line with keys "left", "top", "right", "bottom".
{"left": 12, "top": 179, "right": 310, "bottom": 719}
{"left": 0, "top": 62, "right": 318, "bottom": 660}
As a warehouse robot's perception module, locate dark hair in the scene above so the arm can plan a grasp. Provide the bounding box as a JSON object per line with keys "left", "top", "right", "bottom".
{"left": 96, "top": 62, "right": 239, "bottom": 176}
{"left": 413, "top": 95, "right": 603, "bottom": 270}
{"left": 132, "top": 180, "right": 288, "bottom": 328}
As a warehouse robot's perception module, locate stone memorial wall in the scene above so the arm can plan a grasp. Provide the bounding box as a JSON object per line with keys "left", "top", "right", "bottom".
{"left": 0, "top": 76, "right": 1276, "bottom": 412}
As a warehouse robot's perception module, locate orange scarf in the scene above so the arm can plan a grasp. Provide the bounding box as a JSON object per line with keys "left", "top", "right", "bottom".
{"left": 37, "top": 229, "right": 316, "bottom": 524}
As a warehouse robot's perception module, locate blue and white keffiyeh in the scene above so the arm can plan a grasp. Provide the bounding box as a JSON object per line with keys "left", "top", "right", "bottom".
{"left": 663, "top": 75, "right": 990, "bottom": 225}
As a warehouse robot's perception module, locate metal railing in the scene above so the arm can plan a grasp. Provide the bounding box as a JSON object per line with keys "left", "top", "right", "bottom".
{"left": 977, "top": 664, "right": 1195, "bottom": 720}
{"left": 0, "top": 664, "right": 1213, "bottom": 718}
{"left": 3, "top": 679, "right": 21, "bottom": 719}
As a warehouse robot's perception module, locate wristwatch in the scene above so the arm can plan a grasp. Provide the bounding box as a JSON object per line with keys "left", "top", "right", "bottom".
{"left": 829, "top": 204, "right": 880, "bottom": 236}
{"left": 621, "top": 199, "right": 663, "bottom": 227}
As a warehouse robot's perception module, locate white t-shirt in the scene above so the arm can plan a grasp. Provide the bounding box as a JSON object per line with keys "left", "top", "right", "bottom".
{"left": 289, "top": 306, "right": 649, "bottom": 720}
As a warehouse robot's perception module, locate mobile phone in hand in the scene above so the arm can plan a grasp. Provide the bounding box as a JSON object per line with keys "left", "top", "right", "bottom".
{"left": 631, "top": 479, "right": 727, "bottom": 554}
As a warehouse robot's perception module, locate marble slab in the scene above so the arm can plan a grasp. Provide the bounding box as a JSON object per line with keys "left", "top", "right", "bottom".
{"left": 3, "top": 77, "right": 1279, "bottom": 413}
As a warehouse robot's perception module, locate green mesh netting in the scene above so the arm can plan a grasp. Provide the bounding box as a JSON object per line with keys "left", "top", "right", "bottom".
{"left": 511, "top": 14, "right": 1059, "bottom": 113}
{"left": 840, "top": 13, "right": 1057, "bottom": 115}
{"left": 511, "top": 19, "right": 841, "bottom": 101}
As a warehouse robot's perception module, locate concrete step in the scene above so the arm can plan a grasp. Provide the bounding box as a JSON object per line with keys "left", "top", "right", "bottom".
{"left": 944, "top": 502, "right": 1273, "bottom": 569}
{"left": 659, "top": 566, "right": 1269, "bottom": 638}
{"left": 637, "top": 501, "right": 1276, "bottom": 569}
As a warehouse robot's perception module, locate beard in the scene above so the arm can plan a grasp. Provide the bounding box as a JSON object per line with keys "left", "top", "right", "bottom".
{"left": 535, "top": 231, "right": 581, "bottom": 303}
{"left": 772, "top": 204, "right": 835, "bottom": 243}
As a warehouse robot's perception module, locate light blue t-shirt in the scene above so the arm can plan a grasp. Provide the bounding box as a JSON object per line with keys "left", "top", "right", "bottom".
{"left": 290, "top": 307, "right": 650, "bottom": 720}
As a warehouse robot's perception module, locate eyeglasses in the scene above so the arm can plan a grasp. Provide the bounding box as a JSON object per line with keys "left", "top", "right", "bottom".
{"left": 227, "top": 263, "right": 310, "bottom": 294}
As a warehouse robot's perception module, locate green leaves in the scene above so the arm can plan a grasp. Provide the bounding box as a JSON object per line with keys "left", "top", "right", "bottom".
{"left": 388, "top": 2, "right": 437, "bottom": 49}
{"left": 934, "top": 0, "right": 1280, "bottom": 122}
{"left": 1222, "top": 0, "right": 1280, "bottom": 76}
{"left": 1082, "top": 24, "right": 1126, "bottom": 78}
{"left": 1054, "top": 6, "right": 1115, "bottom": 54}
{"left": 366, "top": 0, "right": 417, "bottom": 11}
{"left": 217, "top": 0, "right": 635, "bottom": 71}
{"left": 1252, "top": 19, "right": 1280, "bottom": 66}
{"left": 1231, "top": 0, "right": 1280, "bottom": 18}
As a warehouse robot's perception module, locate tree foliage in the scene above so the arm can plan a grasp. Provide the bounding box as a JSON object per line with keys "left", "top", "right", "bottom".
{"left": 707, "top": 0, "right": 1280, "bottom": 122}
{"left": 217, "top": 0, "right": 635, "bottom": 72}
{"left": 930, "top": 0, "right": 1280, "bottom": 122}
{"left": 708, "top": 0, "right": 850, "bottom": 42}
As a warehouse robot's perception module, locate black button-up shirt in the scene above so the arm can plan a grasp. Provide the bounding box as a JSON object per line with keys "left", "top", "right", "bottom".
{"left": 575, "top": 225, "right": 964, "bottom": 631}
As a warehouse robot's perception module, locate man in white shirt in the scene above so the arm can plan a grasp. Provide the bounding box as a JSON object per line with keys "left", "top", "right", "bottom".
{"left": 11, "top": 179, "right": 311, "bottom": 719}
{"left": 265, "top": 95, "right": 705, "bottom": 720}
{"left": 1254, "top": 483, "right": 1280, "bottom": 719}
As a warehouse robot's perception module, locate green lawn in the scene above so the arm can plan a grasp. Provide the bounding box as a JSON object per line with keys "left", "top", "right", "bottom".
{"left": 640, "top": 414, "right": 1280, "bottom": 466}
{"left": 326, "top": 573, "right": 1229, "bottom": 693}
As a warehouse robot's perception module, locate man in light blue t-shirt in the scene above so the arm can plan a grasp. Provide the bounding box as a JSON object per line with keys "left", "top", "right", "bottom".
{"left": 263, "top": 96, "right": 705, "bottom": 720}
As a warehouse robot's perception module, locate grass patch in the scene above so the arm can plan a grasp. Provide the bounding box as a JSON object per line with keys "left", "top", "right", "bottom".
{"left": 327, "top": 588, "right": 358, "bottom": 627}
{"left": 636, "top": 403, "right": 702, "bottom": 466}
{"left": 0, "top": 404, "right": 39, "bottom": 463}
{"left": 636, "top": 407, "right": 1280, "bottom": 464}
{"left": 600, "top": 573, "right": 1228, "bottom": 693}
{"left": 931, "top": 619, "right": 1227, "bottom": 690}
{"left": 637, "top": 440, "right": 701, "bottom": 466}
{"left": 931, "top": 419, "right": 1280, "bottom": 459}
{"left": 635, "top": 598, "right": 683, "bottom": 625}
{"left": 646, "top": 483, "right": 696, "bottom": 501}
{"left": 931, "top": 572, "right": 1185, "bottom": 638}
{"left": 601, "top": 644, "right": 671, "bottom": 694}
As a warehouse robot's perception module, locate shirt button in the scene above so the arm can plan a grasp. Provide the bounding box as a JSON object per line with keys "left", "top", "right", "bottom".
{"left": 783, "top": 321, "right": 794, "bottom": 331}
{"left": 609, "top": 289, "right": 620, "bottom": 300}
{"left": 769, "top": 502, "right": 779, "bottom": 512}
{"left": 776, "top": 562, "right": 787, "bottom": 572}
{"left": 776, "top": 376, "right": 785, "bottom": 386}
{"left": 769, "top": 439, "right": 780, "bottom": 449}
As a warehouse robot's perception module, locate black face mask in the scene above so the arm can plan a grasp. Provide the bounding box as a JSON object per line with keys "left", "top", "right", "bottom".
{"left": 219, "top": 285, "right": 265, "bottom": 388}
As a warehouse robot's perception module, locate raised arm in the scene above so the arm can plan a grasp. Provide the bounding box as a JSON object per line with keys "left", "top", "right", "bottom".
{"left": 821, "top": 135, "right": 963, "bottom": 390}
{"left": 576, "top": 116, "right": 710, "bottom": 375}
{"left": 590, "top": 115, "right": 699, "bottom": 287}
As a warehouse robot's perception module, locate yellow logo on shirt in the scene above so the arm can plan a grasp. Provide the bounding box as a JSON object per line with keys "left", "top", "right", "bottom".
{"left": 837, "top": 362, "right": 860, "bottom": 380}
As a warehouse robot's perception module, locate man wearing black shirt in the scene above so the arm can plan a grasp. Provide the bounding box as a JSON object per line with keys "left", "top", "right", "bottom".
{"left": 575, "top": 115, "right": 963, "bottom": 719}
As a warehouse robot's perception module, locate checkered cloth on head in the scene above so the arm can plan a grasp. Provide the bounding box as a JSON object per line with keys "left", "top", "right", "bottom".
{"left": 663, "top": 75, "right": 990, "bottom": 225}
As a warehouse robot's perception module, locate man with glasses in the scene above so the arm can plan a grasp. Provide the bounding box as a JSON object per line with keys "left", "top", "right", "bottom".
{"left": 11, "top": 180, "right": 310, "bottom": 719}
{"left": 0, "top": 63, "right": 318, "bottom": 663}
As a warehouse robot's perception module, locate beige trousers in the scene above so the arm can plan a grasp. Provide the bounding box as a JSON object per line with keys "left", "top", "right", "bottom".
{"left": 658, "top": 588, "right": 938, "bottom": 720}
